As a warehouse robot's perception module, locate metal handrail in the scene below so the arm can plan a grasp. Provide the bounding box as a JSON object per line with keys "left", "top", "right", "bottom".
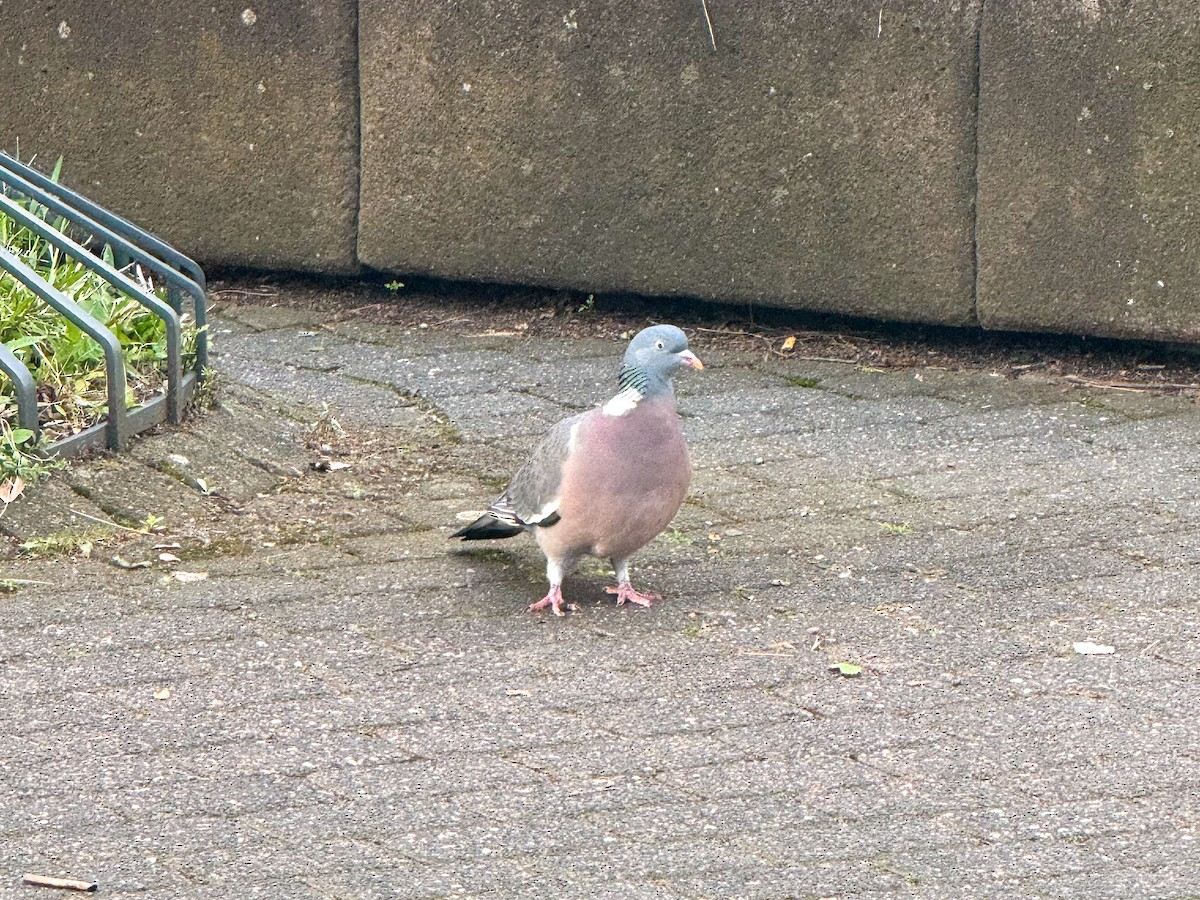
{"left": 0, "top": 191, "right": 183, "bottom": 424}
{"left": 0, "top": 245, "right": 126, "bottom": 449}
{"left": 0, "top": 153, "right": 208, "bottom": 372}
{"left": 0, "top": 156, "right": 209, "bottom": 455}
{"left": 0, "top": 340, "right": 38, "bottom": 434}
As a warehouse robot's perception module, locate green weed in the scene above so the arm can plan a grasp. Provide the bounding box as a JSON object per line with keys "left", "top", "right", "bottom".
{"left": 787, "top": 375, "right": 822, "bottom": 389}
{"left": 0, "top": 416, "right": 65, "bottom": 482}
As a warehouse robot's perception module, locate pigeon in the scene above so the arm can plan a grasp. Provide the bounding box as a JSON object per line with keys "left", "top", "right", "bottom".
{"left": 452, "top": 324, "right": 703, "bottom": 615}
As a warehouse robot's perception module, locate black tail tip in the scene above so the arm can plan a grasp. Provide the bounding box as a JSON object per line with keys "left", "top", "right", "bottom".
{"left": 450, "top": 514, "right": 524, "bottom": 541}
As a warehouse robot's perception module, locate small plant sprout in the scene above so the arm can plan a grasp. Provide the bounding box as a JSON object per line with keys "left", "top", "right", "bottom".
{"left": 139, "top": 514, "right": 167, "bottom": 533}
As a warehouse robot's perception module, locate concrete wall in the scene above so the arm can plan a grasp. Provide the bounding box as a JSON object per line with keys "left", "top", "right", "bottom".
{"left": 3, "top": 1, "right": 1200, "bottom": 342}
{"left": 0, "top": 0, "right": 360, "bottom": 271}
{"left": 977, "top": 0, "right": 1200, "bottom": 342}
{"left": 358, "top": 1, "right": 981, "bottom": 326}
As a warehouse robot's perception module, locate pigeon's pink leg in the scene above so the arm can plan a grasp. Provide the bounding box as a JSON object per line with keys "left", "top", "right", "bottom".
{"left": 527, "top": 560, "right": 576, "bottom": 616}
{"left": 605, "top": 582, "right": 660, "bottom": 607}
{"left": 527, "top": 584, "right": 569, "bottom": 616}
{"left": 606, "top": 559, "right": 660, "bottom": 607}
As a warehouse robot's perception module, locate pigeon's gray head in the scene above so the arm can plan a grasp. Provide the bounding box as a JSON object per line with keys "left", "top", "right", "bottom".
{"left": 618, "top": 325, "right": 703, "bottom": 397}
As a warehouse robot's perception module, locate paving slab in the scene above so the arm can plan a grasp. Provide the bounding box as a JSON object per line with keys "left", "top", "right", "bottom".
{"left": 3, "top": 285, "right": 1200, "bottom": 898}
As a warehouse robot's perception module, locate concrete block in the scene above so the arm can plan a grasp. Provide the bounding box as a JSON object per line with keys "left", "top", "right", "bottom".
{"left": 0, "top": 1, "right": 359, "bottom": 271}
{"left": 977, "top": 0, "right": 1200, "bottom": 341}
{"left": 359, "top": 1, "right": 981, "bottom": 325}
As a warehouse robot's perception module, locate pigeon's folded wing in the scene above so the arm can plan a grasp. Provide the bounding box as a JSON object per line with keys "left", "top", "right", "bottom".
{"left": 489, "top": 411, "right": 588, "bottom": 528}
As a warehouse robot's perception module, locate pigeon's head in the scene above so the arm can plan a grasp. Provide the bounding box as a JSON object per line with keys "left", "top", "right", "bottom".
{"left": 619, "top": 325, "right": 703, "bottom": 396}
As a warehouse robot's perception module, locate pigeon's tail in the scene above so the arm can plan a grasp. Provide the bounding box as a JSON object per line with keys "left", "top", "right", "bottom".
{"left": 451, "top": 513, "right": 524, "bottom": 541}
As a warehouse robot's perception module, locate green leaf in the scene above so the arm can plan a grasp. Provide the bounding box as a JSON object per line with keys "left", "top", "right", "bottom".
{"left": 4, "top": 335, "right": 41, "bottom": 351}
{"left": 829, "top": 661, "right": 862, "bottom": 677}
{"left": 10, "top": 428, "right": 35, "bottom": 445}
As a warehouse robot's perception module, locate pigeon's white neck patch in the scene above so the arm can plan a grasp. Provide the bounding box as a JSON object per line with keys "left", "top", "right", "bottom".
{"left": 602, "top": 387, "right": 643, "bottom": 417}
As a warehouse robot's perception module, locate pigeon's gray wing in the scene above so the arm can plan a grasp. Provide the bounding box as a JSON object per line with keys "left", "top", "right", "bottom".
{"left": 487, "top": 411, "right": 590, "bottom": 528}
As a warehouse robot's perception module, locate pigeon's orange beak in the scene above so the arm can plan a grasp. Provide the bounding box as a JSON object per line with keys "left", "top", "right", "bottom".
{"left": 678, "top": 350, "right": 704, "bottom": 370}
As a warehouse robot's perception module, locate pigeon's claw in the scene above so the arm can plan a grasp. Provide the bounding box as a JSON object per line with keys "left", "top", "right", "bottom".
{"left": 605, "top": 581, "right": 660, "bottom": 608}
{"left": 527, "top": 585, "right": 575, "bottom": 616}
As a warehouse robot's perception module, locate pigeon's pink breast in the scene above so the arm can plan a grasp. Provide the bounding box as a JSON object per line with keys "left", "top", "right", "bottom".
{"left": 537, "top": 394, "right": 691, "bottom": 564}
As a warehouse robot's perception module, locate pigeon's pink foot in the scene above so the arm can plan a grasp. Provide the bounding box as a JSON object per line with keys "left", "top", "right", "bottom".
{"left": 605, "top": 581, "right": 660, "bottom": 608}
{"left": 527, "top": 585, "right": 575, "bottom": 616}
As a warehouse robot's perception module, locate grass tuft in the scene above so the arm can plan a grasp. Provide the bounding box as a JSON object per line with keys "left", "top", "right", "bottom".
{"left": 19, "top": 525, "right": 112, "bottom": 557}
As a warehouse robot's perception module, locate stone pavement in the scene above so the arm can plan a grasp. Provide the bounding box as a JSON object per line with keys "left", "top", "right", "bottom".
{"left": 2, "top": 286, "right": 1200, "bottom": 899}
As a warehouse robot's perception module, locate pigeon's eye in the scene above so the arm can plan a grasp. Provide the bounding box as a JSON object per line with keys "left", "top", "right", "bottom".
{"left": 654, "top": 340, "right": 665, "bottom": 350}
